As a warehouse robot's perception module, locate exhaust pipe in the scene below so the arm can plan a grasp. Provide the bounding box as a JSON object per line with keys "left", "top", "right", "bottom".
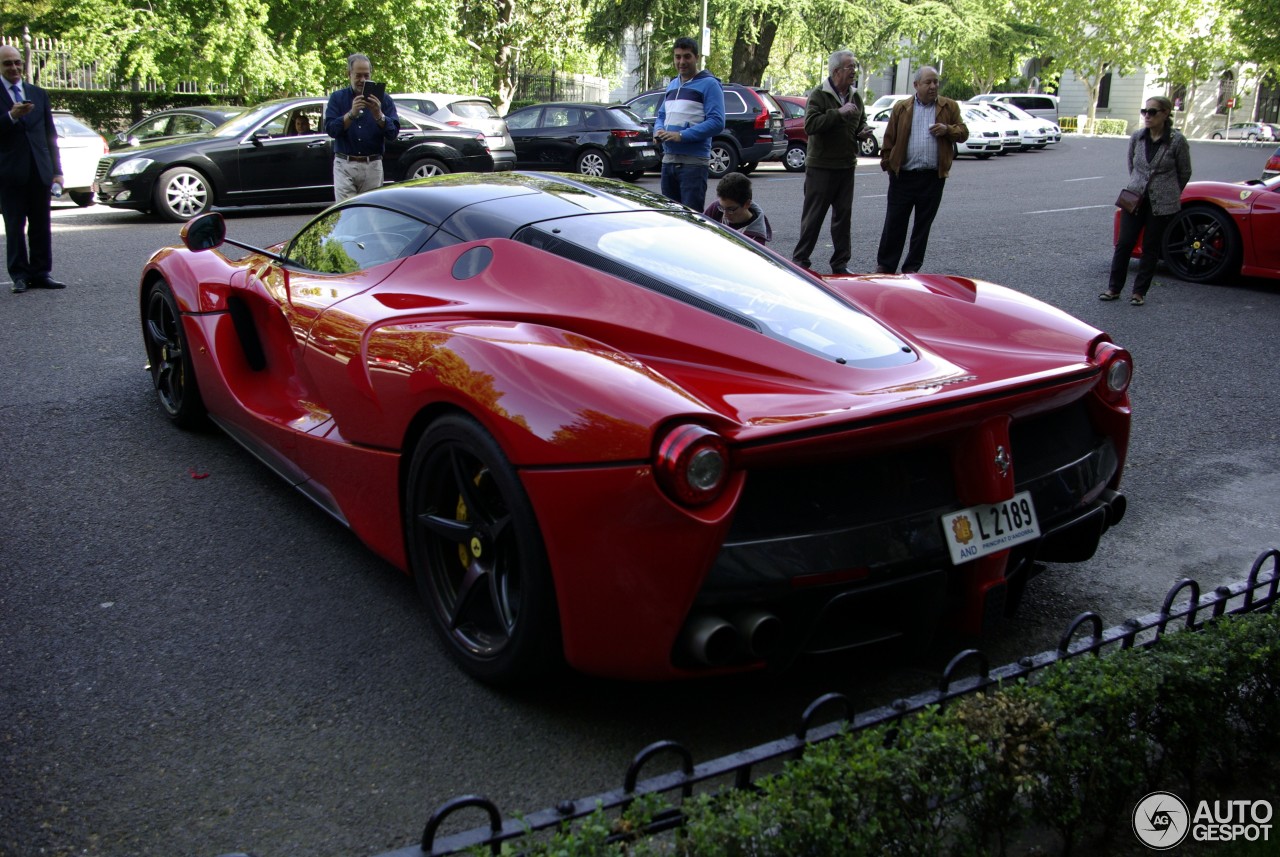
{"left": 733, "top": 610, "right": 783, "bottom": 659}
{"left": 682, "top": 615, "right": 738, "bottom": 667}
{"left": 1101, "top": 488, "right": 1127, "bottom": 526}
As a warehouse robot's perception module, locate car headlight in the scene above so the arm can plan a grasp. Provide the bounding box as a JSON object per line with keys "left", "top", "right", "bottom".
{"left": 109, "top": 158, "right": 154, "bottom": 178}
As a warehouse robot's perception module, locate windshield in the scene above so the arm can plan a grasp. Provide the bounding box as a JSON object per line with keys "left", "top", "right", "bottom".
{"left": 214, "top": 102, "right": 314, "bottom": 138}
{"left": 516, "top": 211, "right": 912, "bottom": 367}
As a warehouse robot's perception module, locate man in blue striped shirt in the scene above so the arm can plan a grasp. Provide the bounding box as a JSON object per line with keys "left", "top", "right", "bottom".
{"left": 654, "top": 37, "right": 725, "bottom": 211}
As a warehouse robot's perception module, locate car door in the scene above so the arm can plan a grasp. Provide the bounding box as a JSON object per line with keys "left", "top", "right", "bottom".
{"left": 233, "top": 103, "right": 333, "bottom": 204}
{"left": 1246, "top": 185, "right": 1280, "bottom": 273}
{"left": 506, "top": 106, "right": 544, "bottom": 168}
{"left": 534, "top": 105, "right": 584, "bottom": 168}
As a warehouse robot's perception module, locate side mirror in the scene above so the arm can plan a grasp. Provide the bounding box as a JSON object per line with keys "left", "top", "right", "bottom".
{"left": 181, "top": 212, "right": 226, "bottom": 251}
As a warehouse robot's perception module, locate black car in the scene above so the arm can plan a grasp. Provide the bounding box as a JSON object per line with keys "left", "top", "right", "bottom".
{"left": 624, "top": 83, "right": 786, "bottom": 178}
{"left": 94, "top": 97, "right": 494, "bottom": 221}
{"left": 503, "top": 102, "right": 659, "bottom": 180}
{"left": 110, "top": 105, "right": 245, "bottom": 151}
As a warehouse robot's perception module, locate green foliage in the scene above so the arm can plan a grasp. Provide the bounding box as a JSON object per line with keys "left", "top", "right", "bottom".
{"left": 477, "top": 609, "right": 1280, "bottom": 856}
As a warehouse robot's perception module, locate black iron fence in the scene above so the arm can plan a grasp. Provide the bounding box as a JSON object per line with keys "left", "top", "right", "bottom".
{"left": 365, "top": 549, "right": 1279, "bottom": 857}
{"left": 512, "top": 70, "right": 611, "bottom": 106}
{"left": 2, "top": 26, "right": 214, "bottom": 92}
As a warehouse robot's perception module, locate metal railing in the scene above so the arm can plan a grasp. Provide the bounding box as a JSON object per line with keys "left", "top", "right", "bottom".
{"left": 368, "top": 548, "right": 1279, "bottom": 857}
{"left": 3, "top": 26, "right": 234, "bottom": 93}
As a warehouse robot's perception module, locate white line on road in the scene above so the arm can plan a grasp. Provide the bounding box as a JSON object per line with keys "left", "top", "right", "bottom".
{"left": 1063, "top": 176, "right": 1106, "bottom": 182}
{"left": 1026, "top": 204, "right": 1115, "bottom": 214}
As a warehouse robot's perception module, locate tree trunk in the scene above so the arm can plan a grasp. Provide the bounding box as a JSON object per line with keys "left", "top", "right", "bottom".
{"left": 728, "top": 13, "right": 778, "bottom": 85}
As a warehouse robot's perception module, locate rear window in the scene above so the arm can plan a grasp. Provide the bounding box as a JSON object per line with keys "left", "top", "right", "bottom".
{"left": 54, "top": 114, "right": 99, "bottom": 137}
{"left": 755, "top": 90, "right": 784, "bottom": 115}
{"left": 778, "top": 99, "right": 806, "bottom": 119}
{"left": 451, "top": 100, "right": 499, "bottom": 120}
{"left": 515, "top": 211, "right": 913, "bottom": 367}
{"left": 602, "top": 107, "right": 645, "bottom": 130}
{"left": 723, "top": 90, "right": 748, "bottom": 115}
{"left": 1008, "top": 96, "right": 1055, "bottom": 112}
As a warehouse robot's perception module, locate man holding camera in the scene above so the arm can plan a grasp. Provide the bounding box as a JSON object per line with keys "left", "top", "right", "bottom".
{"left": 1, "top": 43, "right": 65, "bottom": 294}
{"left": 324, "top": 53, "right": 399, "bottom": 202}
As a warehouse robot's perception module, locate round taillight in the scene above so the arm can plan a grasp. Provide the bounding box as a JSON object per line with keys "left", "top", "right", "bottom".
{"left": 655, "top": 424, "right": 730, "bottom": 506}
{"left": 1095, "top": 342, "right": 1133, "bottom": 402}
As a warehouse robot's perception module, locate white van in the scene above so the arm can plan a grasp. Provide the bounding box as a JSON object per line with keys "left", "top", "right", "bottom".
{"left": 972, "top": 93, "right": 1059, "bottom": 123}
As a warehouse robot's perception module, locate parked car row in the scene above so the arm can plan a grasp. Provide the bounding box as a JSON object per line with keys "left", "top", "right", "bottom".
{"left": 70, "top": 87, "right": 1065, "bottom": 221}
{"left": 769, "top": 92, "right": 1063, "bottom": 169}
{"left": 1210, "top": 122, "right": 1276, "bottom": 142}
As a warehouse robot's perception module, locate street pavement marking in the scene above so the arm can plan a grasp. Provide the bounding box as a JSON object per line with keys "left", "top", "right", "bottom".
{"left": 1027, "top": 204, "right": 1115, "bottom": 214}
{"left": 1063, "top": 176, "right": 1106, "bottom": 182}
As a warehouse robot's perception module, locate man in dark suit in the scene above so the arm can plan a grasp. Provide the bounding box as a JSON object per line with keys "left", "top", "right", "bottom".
{"left": 1, "top": 43, "right": 66, "bottom": 293}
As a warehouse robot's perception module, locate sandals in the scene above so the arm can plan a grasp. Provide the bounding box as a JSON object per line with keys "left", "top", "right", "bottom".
{"left": 1098, "top": 291, "right": 1120, "bottom": 301}
{"left": 1130, "top": 295, "right": 1145, "bottom": 306}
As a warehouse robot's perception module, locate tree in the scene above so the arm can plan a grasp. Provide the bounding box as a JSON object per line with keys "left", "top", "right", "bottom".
{"left": 1024, "top": 0, "right": 1199, "bottom": 128}
{"left": 1225, "top": 0, "right": 1280, "bottom": 78}
{"left": 460, "top": 0, "right": 605, "bottom": 111}
{"left": 1159, "top": 0, "right": 1242, "bottom": 131}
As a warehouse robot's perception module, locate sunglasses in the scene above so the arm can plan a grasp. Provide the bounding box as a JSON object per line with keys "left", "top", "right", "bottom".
{"left": 1139, "top": 108, "right": 1164, "bottom": 116}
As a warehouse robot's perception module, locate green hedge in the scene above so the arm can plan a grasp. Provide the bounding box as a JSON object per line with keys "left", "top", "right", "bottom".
{"left": 482, "top": 609, "right": 1280, "bottom": 856}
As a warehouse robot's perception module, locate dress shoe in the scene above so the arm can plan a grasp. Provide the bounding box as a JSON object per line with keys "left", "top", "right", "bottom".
{"left": 10, "top": 279, "right": 27, "bottom": 294}
{"left": 29, "top": 277, "right": 67, "bottom": 289}
{"left": 831, "top": 266, "right": 850, "bottom": 275}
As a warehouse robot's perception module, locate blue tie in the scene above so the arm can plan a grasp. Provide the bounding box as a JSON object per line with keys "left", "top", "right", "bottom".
{"left": 9, "top": 83, "right": 19, "bottom": 103}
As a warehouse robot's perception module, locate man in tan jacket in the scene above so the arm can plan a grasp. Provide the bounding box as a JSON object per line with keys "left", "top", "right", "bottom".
{"left": 875, "top": 66, "right": 968, "bottom": 274}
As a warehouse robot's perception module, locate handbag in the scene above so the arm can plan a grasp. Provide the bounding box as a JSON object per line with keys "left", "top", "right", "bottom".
{"left": 1115, "top": 188, "right": 1143, "bottom": 215}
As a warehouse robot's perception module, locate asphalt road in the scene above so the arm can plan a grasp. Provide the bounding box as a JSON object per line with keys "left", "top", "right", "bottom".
{"left": 2, "top": 137, "right": 1278, "bottom": 857}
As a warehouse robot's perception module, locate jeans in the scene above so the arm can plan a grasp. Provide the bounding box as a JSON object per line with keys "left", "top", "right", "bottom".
{"left": 1109, "top": 197, "right": 1173, "bottom": 298}
{"left": 660, "top": 161, "right": 710, "bottom": 211}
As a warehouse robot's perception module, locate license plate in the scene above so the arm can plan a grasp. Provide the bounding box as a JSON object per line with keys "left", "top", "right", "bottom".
{"left": 940, "top": 491, "right": 1040, "bottom": 564}
{"left": 642, "top": 148, "right": 655, "bottom": 157}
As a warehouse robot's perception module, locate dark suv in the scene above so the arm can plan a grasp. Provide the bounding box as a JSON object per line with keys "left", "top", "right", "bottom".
{"left": 625, "top": 83, "right": 786, "bottom": 178}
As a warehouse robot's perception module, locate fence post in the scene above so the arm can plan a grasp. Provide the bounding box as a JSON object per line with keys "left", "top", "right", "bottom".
{"left": 22, "top": 25, "right": 33, "bottom": 84}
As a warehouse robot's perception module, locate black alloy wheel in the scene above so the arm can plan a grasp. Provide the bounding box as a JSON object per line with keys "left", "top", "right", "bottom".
{"left": 1161, "top": 205, "right": 1241, "bottom": 284}
{"left": 143, "top": 278, "right": 206, "bottom": 428}
{"left": 405, "top": 414, "right": 560, "bottom": 683}
{"left": 858, "top": 135, "right": 878, "bottom": 157}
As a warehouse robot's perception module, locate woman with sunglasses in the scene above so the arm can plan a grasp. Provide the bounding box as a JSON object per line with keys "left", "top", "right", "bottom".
{"left": 1102, "top": 96, "right": 1192, "bottom": 305}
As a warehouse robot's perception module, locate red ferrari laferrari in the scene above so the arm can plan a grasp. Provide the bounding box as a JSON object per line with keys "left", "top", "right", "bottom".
{"left": 142, "top": 173, "right": 1132, "bottom": 682}
{"left": 1120, "top": 173, "right": 1280, "bottom": 283}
